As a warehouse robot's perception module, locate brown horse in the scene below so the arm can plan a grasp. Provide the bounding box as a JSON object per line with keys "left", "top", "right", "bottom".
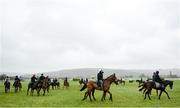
{"left": 139, "top": 80, "right": 173, "bottom": 100}
{"left": 63, "top": 79, "right": 69, "bottom": 89}
{"left": 37, "top": 78, "right": 49, "bottom": 96}
{"left": 80, "top": 73, "right": 118, "bottom": 101}
{"left": 13, "top": 80, "right": 22, "bottom": 93}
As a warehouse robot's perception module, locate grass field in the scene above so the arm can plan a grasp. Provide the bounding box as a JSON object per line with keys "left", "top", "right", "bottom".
{"left": 0, "top": 80, "right": 180, "bottom": 107}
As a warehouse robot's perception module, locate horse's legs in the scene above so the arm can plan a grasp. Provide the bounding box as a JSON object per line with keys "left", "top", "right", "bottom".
{"left": 158, "top": 90, "right": 163, "bottom": 99}
{"left": 82, "top": 91, "right": 88, "bottom": 101}
{"left": 156, "top": 90, "right": 158, "bottom": 96}
{"left": 27, "top": 87, "right": 30, "bottom": 95}
{"left": 87, "top": 90, "right": 92, "bottom": 101}
{"left": 107, "top": 91, "right": 113, "bottom": 101}
{"left": 147, "top": 91, "right": 151, "bottom": 100}
{"left": 5, "top": 87, "right": 7, "bottom": 93}
{"left": 92, "top": 89, "right": 96, "bottom": 101}
{"left": 101, "top": 91, "right": 106, "bottom": 101}
{"left": 37, "top": 88, "right": 41, "bottom": 96}
{"left": 143, "top": 88, "right": 146, "bottom": 94}
{"left": 31, "top": 89, "right": 34, "bottom": 96}
{"left": 43, "top": 88, "right": 46, "bottom": 96}
{"left": 144, "top": 91, "right": 148, "bottom": 100}
{"left": 163, "top": 90, "right": 170, "bottom": 99}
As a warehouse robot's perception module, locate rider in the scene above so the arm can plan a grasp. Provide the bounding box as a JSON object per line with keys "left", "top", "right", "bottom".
{"left": 14, "top": 76, "right": 20, "bottom": 83}
{"left": 14, "top": 75, "right": 20, "bottom": 86}
{"left": 153, "top": 71, "right": 164, "bottom": 88}
{"left": 38, "top": 74, "right": 45, "bottom": 85}
{"left": 39, "top": 74, "right": 45, "bottom": 81}
{"left": 65, "top": 77, "right": 68, "bottom": 82}
{"left": 97, "top": 69, "right": 104, "bottom": 88}
{"left": 5, "top": 76, "right": 9, "bottom": 82}
{"left": 85, "top": 78, "right": 88, "bottom": 83}
{"left": 152, "top": 72, "right": 156, "bottom": 81}
{"left": 31, "top": 74, "right": 37, "bottom": 86}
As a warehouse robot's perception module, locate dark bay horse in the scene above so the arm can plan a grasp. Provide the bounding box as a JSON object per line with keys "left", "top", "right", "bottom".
{"left": 27, "top": 81, "right": 39, "bottom": 96}
{"left": 27, "top": 78, "right": 49, "bottom": 96}
{"left": 139, "top": 80, "right": 173, "bottom": 100}
{"left": 80, "top": 73, "right": 118, "bottom": 101}
{"left": 4, "top": 81, "right": 10, "bottom": 93}
{"left": 13, "top": 81, "right": 22, "bottom": 93}
{"left": 63, "top": 79, "right": 69, "bottom": 89}
{"left": 50, "top": 82, "right": 60, "bottom": 89}
{"left": 37, "top": 78, "right": 49, "bottom": 96}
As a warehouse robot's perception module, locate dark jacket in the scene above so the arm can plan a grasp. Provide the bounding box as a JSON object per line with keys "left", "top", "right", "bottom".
{"left": 97, "top": 72, "right": 103, "bottom": 81}
{"left": 15, "top": 77, "right": 20, "bottom": 82}
{"left": 31, "top": 76, "right": 37, "bottom": 83}
{"left": 39, "top": 75, "right": 45, "bottom": 81}
{"left": 154, "top": 73, "right": 162, "bottom": 83}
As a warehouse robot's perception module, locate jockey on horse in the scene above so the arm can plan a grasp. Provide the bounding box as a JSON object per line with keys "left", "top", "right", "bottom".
{"left": 97, "top": 69, "right": 104, "bottom": 89}
{"left": 153, "top": 71, "right": 165, "bottom": 89}
{"left": 13, "top": 76, "right": 20, "bottom": 86}
{"left": 30, "top": 74, "right": 37, "bottom": 86}
{"left": 38, "top": 74, "right": 45, "bottom": 87}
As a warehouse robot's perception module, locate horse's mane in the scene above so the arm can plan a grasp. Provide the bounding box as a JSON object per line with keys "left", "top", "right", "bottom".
{"left": 104, "top": 74, "right": 115, "bottom": 81}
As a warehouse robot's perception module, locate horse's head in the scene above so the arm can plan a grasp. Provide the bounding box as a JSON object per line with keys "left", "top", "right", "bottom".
{"left": 163, "top": 80, "right": 173, "bottom": 89}
{"left": 169, "top": 81, "right": 173, "bottom": 89}
{"left": 111, "top": 73, "right": 118, "bottom": 85}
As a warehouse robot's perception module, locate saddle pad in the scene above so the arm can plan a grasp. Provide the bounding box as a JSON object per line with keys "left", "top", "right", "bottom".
{"left": 155, "top": 82, "right": 161, "bottom": 88}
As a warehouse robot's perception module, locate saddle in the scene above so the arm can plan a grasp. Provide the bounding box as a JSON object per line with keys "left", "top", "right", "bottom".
{"left": 97, "top": 80, "right": 103, "bottom": 89}
{"left": 154, "top": 82, "right": 164, "bottom": 89}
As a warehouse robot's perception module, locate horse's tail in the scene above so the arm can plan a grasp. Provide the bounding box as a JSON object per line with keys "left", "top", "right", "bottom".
{"left": 80, "top": 83, "right": 87, "bottom": 91}
{"left": 139, "top": 86, "right": 144, "bottom": 91}
{"left": 138, "top": 83, "right": 143, "bottom": 87}
{"left": 138, "top": 82, "right": 146, "bottom": 91}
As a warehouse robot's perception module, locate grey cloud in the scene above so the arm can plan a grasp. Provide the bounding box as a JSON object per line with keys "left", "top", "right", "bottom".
{"left": 1, "top": 0, "right": 180, "bottom": 73}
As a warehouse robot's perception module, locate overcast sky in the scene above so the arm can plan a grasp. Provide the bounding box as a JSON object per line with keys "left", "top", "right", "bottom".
{"left": 0, "top": 0, "right": 180, "bottom": 73}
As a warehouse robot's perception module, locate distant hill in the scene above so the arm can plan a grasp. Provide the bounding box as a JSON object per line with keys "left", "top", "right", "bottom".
{"left": 20, "top": 68, "right": 180, "bottom": 79}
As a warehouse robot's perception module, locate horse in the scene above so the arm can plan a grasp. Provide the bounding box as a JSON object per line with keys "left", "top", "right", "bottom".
{"left": 63, "top": 79, "right": 69, "bottom": 89}
{"left": 117, "top": 78, "right": 125, "bottom": 85}
{"left": 4, "top": 81, "right": 10, "bottom": 93}
{"left": 13, "top": 80, "right": 22, "bottom": 93}
{"left": 139, "top": 80, "right": 173, "bottom": 100}
{"left": 27, "top": 81, "right": 39, "bottom": 96}
{"left": 51, "top": 81, "right": 60, "bottom": 89}
{"left": 80, "top": 73, "right": 118, "bottom": 101}
{"left": 37, "top": 77, "right": 49, "bottom": 96}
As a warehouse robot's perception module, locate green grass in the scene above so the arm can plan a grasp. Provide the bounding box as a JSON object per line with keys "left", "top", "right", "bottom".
{"left": 0, "top": 80, "right": 180, "bottom": 107}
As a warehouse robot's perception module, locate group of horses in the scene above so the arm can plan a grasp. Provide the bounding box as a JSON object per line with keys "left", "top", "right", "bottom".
{"left": 27, "top": 78, "right": 69, "bottom": 96}
{"left": 3, "top": 74, "right": 174, "bottom": 101}
{"left": 4, "top": 80, "right": 22, "bottom": 93}
{"left": 4, "top": 77, "right": 69, "bottom": 96}
{"left": 79, "top": 73, "right": 174, "bottom": 101}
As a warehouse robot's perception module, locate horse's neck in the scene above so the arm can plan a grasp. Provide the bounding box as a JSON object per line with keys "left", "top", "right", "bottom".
{"left": 104, "top": 78, "right": 114, "bottom": 84}
{"left": 164, "top": 80, "right": 170, "bottom": 87}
